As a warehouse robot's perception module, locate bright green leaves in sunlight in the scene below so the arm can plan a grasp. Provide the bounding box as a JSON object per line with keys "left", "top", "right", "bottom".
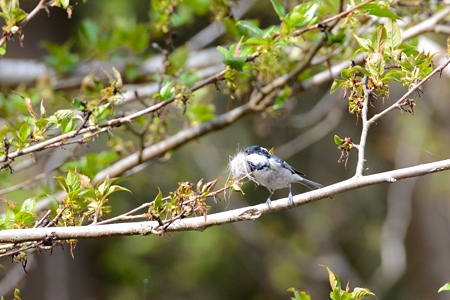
{"left": 270, "top": 0, "right": 319, "bottom": 33}
{"left": 0, "top": 197, "right": 39, "bottom": 230}
{"left": 217, "top": 43, "right": 248, "bottom": 72}
{"left": 0, "top": 96, "right": 85, "bottom": 156}
{"left": 154, "top": 81, "right": 176, "bottom": 101}
{"left": 48, "top": 109, "right": 84, "bottom": 134}
{"left": 72, "top": 67, "right": 126, "bottom": 125}
{"left": 270, "top": 0, "right": 286, "bottom": 19}
{"left": 360, "top": 3, "right": 400, "bottom": 20}
{"left": 323, "top": 265, "right": 377, "bottom": 300}
{"left": 331, "top": 20, "right": 434, "bottom": 119}
{"left": 0, "top": 0, "right": 28, "bottom": 49}
{"left": 0, "top": 0, "right": 27, "bottom": 57}
{"left": 288, "top": 266, "right": 377, "bottom": 300}
{"left": 215, "top": 0, "right": 324, "bottom": 108}
{"left": 0, "top": 0, "right": 27, "bottom": 30}
{"left": 55, "top": 169, "right": 130, "bottom": 226}
{"left": 282, "top": 2, "right": 319, "bottom": 32}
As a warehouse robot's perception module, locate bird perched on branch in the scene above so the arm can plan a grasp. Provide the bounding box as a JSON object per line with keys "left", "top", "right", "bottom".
{"left": 229, "top": 145, "right": 322, "bottom": 206}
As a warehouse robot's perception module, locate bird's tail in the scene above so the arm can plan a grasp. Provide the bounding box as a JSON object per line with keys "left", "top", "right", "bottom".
{"left": 296, "top": 176, "right": 323, "bottom": 190}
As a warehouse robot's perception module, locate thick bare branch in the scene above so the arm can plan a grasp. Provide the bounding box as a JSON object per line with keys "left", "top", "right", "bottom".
{"left": 1, "top": 158, "right": 449, "bottom": 244}
{"left": 93, "top": 104, "right": 252, "bottom": 183}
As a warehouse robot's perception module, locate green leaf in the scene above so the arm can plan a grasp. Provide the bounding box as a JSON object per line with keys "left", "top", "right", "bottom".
{"left": 60, "top": 118, "right": 75, "bottom": 133}
{"left": 273, "top": 85, "right": 291, "bottom": 110}
{"left": 366, "top": 52, "right": 385, "bottom": 78}
{"left": 79, "top": 19, "right": 99, "bottom": 45}
{"left": 216, "top": 46, "right": 229, "bottom": 59}
{"left": 60, "top": 0, "right": 70, "bottom": 8}
{"left": 352, "top": 65, "right": 371, "bottom": 77}
{"left": 330, "top": 290, "right": 352, "bottom": 300}
{"left": 352, "top": 287, "right": 377, "bottom": 299}
{"left": 168, "top": 45, "right": 189, "bottom": 72}
{"left": 13, "top": 288, "right": 20, "bottom": 298}
{"left": 102, "top": 185, "right": 131, "bottom": 199}
{"left": 72, "top": 98, "right": 87, "bottom": 111}
{"left": 385, "top": 20, "right": 401, "bottom": 50}
{"left": 321, "top": 265, "right": 342, "bottom": 291}
{"left": 55, "top": 176, "right": 69, "bottom": 193}
{"left": 42, "top": 41, "right": 79, "bottom": 74}
{"left": 15, "top": 211, "right": 35, "bottom": 227}
{"left": 330, "top": 79, "right": 345, "bottom": 94}
{"left": 287, "top": 288, "right": 311, "bottom": 300}
{"left": 438, "top": 282, "right": 450, "bottom": 292}
{"left": 334, "top": 135, "right": 344, "bottom": 146}
{"left": 242, "top": 37, "right": 268, "bottom": 45}
{"left": 353, "top": 34, "right": 372, "bottom": 51}
{"left": 362, "top": 4, "right": 400, "bottom": 20}
{"left": 223, "top": 56, "right": 247, "bottom": 71}
{"left": 270, "top": 0, "right": 286, "bottom": 18}
{"left": 0, "top": 42, "right": 6, "bottom": 56}
{"left": 20, "top": 198, "right": 36, "bottom": 213}
{"left": 18, "top": 123, "right": 30, "bottom": 141}
{"left": 187, "top": 103, "right": 216, "bottom": 123}
{"left": 9, "top": 7, "right": 27, "bottom": 24}
{"left": 54, "top": 109, "right": 81, "bottom": 121}
{"left": 159, "top": 81, "right": 175, "bottom": 100}
{"left": 372, "top": 26, "right": 386, "bottom": 53}
{"left": 66, "top": 169, "right": 81, "bottom": 191}
{"left": 340, "top": 68, "right": 354, "bottom": 80}
{"left": 236, "top": 20, "right": 263, "bottom": 37}
{"left": 153, "top": 188, "right": 163, "bottom": 211}
{"left": 298, "top": 2, "right": 318, "bottom": 25}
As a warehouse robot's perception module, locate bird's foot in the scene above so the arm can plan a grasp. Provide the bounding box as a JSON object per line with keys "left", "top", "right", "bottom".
{"left": 288, "top": 191, "right": 294, "bottom": 205}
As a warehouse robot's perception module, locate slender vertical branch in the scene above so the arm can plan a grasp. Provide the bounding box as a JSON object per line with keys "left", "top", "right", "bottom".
{"left": 355, "top": 76, "right": 370, "bottom": 177}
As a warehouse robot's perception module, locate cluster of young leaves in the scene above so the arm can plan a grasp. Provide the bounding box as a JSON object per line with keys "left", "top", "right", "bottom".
{"left": 333, "top": 135, "right": 355, "bottom": 168}
{"left": 0, "top": 68, "right": 123, "bottom": 157}
{"left": 0, "top": 0, "right": 75, "bottom": 58}
{"left": 288, "top": 266, "right": 377, "bottom": 300}
{"left": 150, "top": 0, "right": 237, "bottom": 35}
{"left": 0, "top": 96, "right": 83, "bottom": 155}
{"left": 0, "top": 169, "right": 129, "bottom": 230}
{"left": 0, "top": 0, "right": 27, "bottom": 55}
{"left": 55, "top": 168, "right": 130, "bottom": 226}
{"left": 72, "top": 67, "right": 125, "bottom": 123}
{"left": 0, "top": 195, "right": 42, "bottom": 230}
{"left": 0, "top": 0, "right": 26, "bottom": 30}
{"left": 216, "top": 0, "right": 322, "bottom": 101}
{"left": 148, "top": 178, "right": 218, "bottom": 225}
{"left": 331, "top": 20, "right": 434, "bottom": 117}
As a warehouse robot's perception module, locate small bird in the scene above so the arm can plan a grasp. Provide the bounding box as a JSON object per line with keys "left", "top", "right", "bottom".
{"left": 230, "top": 145, "right": 322, "bottom": 206}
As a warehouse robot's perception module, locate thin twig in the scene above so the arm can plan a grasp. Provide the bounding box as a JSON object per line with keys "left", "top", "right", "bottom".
{"left": 292, "top": 0, "right": 374, "bottom": 37}
{"left": 355, "top": 76, "right": 370, "bottom": 177}
{"left": 18, "top": 0, "right": 47, "bottom": 27}
{"left": 368, "top": 57, "right": 450, "bottom": 126}
{"left": 94, "top": 202, "right": 153, "bottom": 225}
